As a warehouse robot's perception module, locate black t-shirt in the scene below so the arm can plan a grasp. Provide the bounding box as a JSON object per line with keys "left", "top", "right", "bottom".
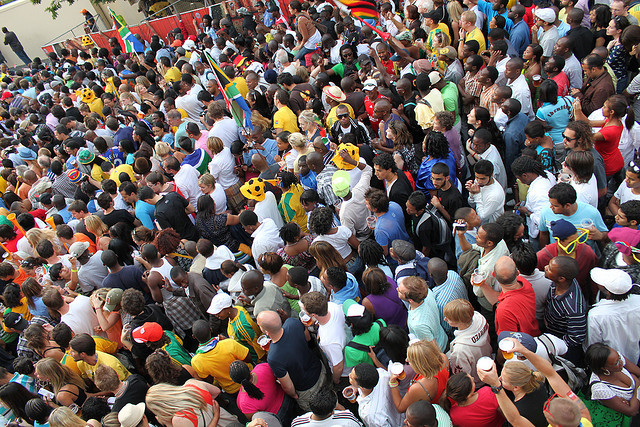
{"left": 154, "top": 192, "right": 199, "bottom": 242}
{"left": 267, "top": 318, "right": 322, "bottom": 392}
{"left": 100, "top": 209, "right": 135, "bottom": 229}
{"left": 514, "top": 385, "right": 549, "bottom": 427}
{"left": 437, "top": 184, "right": 465, "bottom": 224}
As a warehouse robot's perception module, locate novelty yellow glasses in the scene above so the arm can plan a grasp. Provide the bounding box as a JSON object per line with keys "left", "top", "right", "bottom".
{"left": 555, "top": 228, "right": 589, "bottom": 254}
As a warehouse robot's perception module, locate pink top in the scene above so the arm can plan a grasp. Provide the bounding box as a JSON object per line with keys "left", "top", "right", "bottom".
{"left": 450, "top": 386, "right": 505, "bottom": 427}
{"left": 236, "top": 363, "right": 285, "bottom": 415}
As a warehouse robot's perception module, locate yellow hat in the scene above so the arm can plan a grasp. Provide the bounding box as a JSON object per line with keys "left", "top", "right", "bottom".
{"left": 332, "top": 143, "right": 359, "bottom": 170}
{"left": 78, "top": 88, "right": 96, "bottom": 103}
{"left": 240, "top": 178, "right": 266, "bottom": 202}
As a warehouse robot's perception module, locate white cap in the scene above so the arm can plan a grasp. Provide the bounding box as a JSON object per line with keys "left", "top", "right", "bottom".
{"left": 591, "top": 267, "right": 634, "bottom": 295}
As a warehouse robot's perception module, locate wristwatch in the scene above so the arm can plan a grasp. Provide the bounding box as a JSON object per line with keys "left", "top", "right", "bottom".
{"left": 491, "top": 384, "right": 504, "bottom": 394}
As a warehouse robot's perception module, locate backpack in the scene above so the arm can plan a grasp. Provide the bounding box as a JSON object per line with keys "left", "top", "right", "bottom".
{"left": 536, "top": 334, "right": 587, "bottom": 391}
{"left": 346, "top": 320, "right": 391, "bottom": 367}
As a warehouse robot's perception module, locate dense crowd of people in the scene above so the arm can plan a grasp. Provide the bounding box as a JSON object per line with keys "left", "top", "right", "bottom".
{"left": 0, "top": 0, "right": 640, "bottom": 425}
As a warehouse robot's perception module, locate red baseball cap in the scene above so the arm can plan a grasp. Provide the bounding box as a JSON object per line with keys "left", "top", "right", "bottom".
{"left": 131, "top": 322, "right": 164, "bottom": 343}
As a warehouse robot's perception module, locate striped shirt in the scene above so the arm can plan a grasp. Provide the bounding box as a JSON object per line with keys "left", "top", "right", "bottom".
{"left": 432, "top": 271, "right": 469, "bottom": 334}
{"left": 291, "top": 410, "right": 363, "bottom": 426}
{"left": 544, "top": 279, "right": 587, "bottom": 348}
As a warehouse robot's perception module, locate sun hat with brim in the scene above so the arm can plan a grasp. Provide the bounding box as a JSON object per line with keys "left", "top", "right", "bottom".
{"left": 132, "top": 322, "right": 164, "bottom": 343}
{"left": 323, "top": 86, "right": 346, "bottom": 102}
{"left": 207, "top": 292, "right": 233, "bottom": 315}
{"left": 332, "top": 170, "right": 351, "bottom": 198}
{"left": 119, "top": 402, "right": 146, "bottom": 427}
{"left": 591, "top": 267, "right": 634, "bottom": 295}
{"left": 17, "top": 146, "right": 37, "bottom": 161}
{"left": 332, "top": 143, "right": 359, "bottom": 170}
{"left": 240, "top": 177, "right": 266, "bottom": 202}
{"left": 77, "top": 149, "right": 95, "bottom": 164}
{"left": 104, "top": 288, "right": 124, "bottom": 312}
{"left": 609, "top": 227, "right": 640, "bottom": 256}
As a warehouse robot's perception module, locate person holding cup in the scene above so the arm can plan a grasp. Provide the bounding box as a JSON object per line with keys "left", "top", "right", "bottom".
{"left": 476, "top": 338, "right": 592, "bottom": 427}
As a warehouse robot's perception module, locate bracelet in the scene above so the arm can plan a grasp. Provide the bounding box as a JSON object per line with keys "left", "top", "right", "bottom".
{"left": 389, "top": 380, "right": 399, "bottom": 388}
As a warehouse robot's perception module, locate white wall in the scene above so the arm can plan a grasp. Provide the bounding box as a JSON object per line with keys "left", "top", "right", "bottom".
{"left": 0, "top": 0, "right": 141, "bottom": 67}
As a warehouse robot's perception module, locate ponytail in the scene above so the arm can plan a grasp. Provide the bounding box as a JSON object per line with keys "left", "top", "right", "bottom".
{"left": 228, "top": 361, "right": 264, "bottom": 400}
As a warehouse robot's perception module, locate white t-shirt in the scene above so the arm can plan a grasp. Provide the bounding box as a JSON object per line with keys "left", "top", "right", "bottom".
{"left": 313, "top": 226, "right": 354, "bottom": 259}
{"left": 572, "top": 175, "right": 599, "bottom": 208}
{"left": 614, "top": 181, "right": 640, "bottom": 204}
{"left": 316, "top": 302, "right": 348, "bottom": 371}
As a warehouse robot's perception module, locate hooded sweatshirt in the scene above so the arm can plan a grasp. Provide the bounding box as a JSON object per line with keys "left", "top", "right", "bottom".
{"left": 447, "top": 312, "right": 492, "bottom": 386}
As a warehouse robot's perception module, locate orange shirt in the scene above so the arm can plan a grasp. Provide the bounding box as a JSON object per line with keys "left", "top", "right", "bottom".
{"left": 74, "top": 233, "right": 97, "bottom": 254}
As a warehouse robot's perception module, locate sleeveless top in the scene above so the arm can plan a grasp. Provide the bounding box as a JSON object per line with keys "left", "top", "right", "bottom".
{"left": 412, "top": 365, "right": 450, "bottom": 404}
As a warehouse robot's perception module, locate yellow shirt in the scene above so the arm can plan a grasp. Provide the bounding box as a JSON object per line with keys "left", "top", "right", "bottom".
{"left": 191, "top": 338, "right": 250, "bottom": 394}
{"left": 326, "top": 103, "right": 355, "bottom": 129}
{"left": 465, "top": 27, "right": 486, "bottom": 53}
{"left": 232, "top": 77, "right": 249, "bottom": 98}
{"left": 110, "top": 164, "right": 136, "bottom": 187}
{"left": 273, "top": 106, "right": 300, "bottom": 133}
{"left": 76, "top": 351, "right": 130, "bottom": 381}
{"left": 164, "top": 67, "right": 182, "bottom": 83}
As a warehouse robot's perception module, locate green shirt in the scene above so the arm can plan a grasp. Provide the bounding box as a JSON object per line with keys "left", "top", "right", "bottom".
{"left": 163, "top": 331, "right": 192, "bottom": 366}
{"left": 440, "top": 82, "right": 460, "bottom": 125}
{"left": 344, "top": 319, "right": 386, "bottom": 367}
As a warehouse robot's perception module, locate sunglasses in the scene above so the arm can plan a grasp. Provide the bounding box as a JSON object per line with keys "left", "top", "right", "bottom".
{"left": 555, "top": 228, "right": 589, "bottom": 254}
{"left": 562, "top": 133, "right": 577, "bottom": 141}
{"left": 337, "top": 113, "right": 349, "bottom": 119}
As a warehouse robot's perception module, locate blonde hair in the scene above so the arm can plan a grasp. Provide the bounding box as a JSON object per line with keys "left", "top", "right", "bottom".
{"left": 49, "top": 406, "right": 86, "bottom": 427}
{"left": 288, "top": 132, "right": 307, "bottom": 148}
{"left": 408, "top": 340, "right": 445, "bottom": 378}
{"left": 198, "top": 173, "right": 216, "bottom": 188}
{"left": 85, "top": 215, "right": 109, "bottom": 237}
{"left": 502, "top": 360, "right": 545, "bottom": 393}
{"left": 207, "top": 136, "right": 224, "bottom": 154}
{"left": 35, "top": 358, "right": 86, "bottom": 395}
{"left": 298, "top": 109, "right": 319, "bottom": 126}
{"left": 154, "top": 141, "right": 173, "bottom": 159}
{"left": 145, "top": 383, "right": 207, "bottom": 424}
{"left": 443, "top": 299, "right": 474, "bottom": 324}
{"left": 26, "top": 228, "right": 59, "bottom": 255}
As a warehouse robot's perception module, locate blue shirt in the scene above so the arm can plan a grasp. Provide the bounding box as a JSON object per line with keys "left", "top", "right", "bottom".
{"left": 416, "top": 151, "right": 458, "bottom": 192}
{"left": 135, "top": 200, "right": 156, "bottom": 230}
{"left": 477, "top": 0, "right": 513, "bottom": 32}
{"left": 509, "top": 20, "right": 531, "bottom": 57}
{"left": 331, "top": 272, "right": 361, "bottom": 305}
{"left": 539, "top": 202, "right": 607, "bottom": 239}
{"left": 243, "top": 138, "right": 278, "bottom": 166}
{"left": 536, "top": 96, "right": 574, "bottom": 146}
{"left": 374, "top": 201, "right": 411, "bottom": 250}
{"left": 408, "top": 290, "right": 448, "bottom": 351}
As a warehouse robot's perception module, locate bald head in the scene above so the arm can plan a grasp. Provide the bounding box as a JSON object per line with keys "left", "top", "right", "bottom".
{"left": 495, "top": 256, "right": 518, "bottom": 286}
{"left": 257, "top": 310, "right": 282, "bottom": 334}
{"left": 306, "top": 151, "right": 324, "bottom": 172}
{"left": 427, "top": 258, "right": 448, "bottom": 285}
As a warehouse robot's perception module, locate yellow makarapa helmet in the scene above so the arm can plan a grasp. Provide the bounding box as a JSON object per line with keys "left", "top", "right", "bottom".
{"left": 240, "top": 177, "right": 266, "bottom": 202}
{"left": 81, "top": 36, "right": 94, "bottom": 46}
{"left": 78, "top": 88, "right": 96, "bottom": 103}
{"left": 332, "top": 143, "right": 359, "bottom": 170}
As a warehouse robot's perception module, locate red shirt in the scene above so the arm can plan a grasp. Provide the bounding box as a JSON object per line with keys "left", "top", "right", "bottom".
{"left": 495, "top": 277, "right": 540, "bottom": 336}
{"left": 450, "top": 386, "right": 505, "bottom": 427}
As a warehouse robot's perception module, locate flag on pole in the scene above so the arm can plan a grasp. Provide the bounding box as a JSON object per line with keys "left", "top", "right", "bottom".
{"left": 329, "top": 0, "right": 379, "bottom": 24}
{"left": 108, "top": 7, "right": 145, "bottom": 53}
{"left": 203, "top": 51, "right": 253, "bottom": 130}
